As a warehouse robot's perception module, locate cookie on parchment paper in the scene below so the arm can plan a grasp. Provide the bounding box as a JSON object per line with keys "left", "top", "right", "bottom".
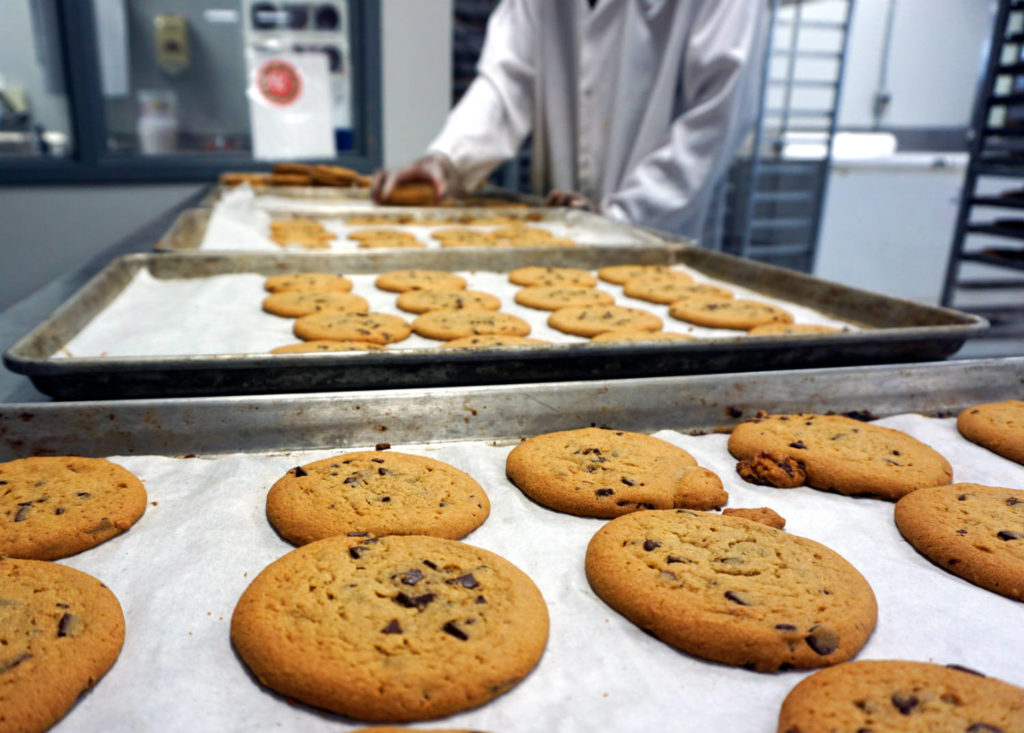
{"left": 412, "top": 309, "right": 531, "bottom": 341}
{"left": 270, "top": 340, "right": 385, "bottom": 354}
{"left": 441, "top": 335, "right": 550, "bottom": 349}
{"left": 294, "top": 312, "right": 411, "bottom": 345}
{"left": 508, "top": 266, "right": 597, "bottom": 288}
{"left": 262, "top": 290, "right": 369, "bottom": 318}
{"left": 396, "top": 289, "right": 501, "bottom": 314}
{"left": 548, "top": 305, "right": 662, "bottom": 337}
{"left": 895, "top": 483, "right": 1024, "bottom": 601}
{"left": 728, "top": 413, "right": 953, "bottom": 500}
{"left": 263, "top": 272, "right": 353, "bottom": 294}
{"left": 506, "top": 427, "right": 726, "bottom": 517}
{"left": 0, "top": 557, "right": 126, "bottom": 733}
{"left": 585, "top": 509, "right": 877, "bottom": 672}
{"left": 669, "top": 297, "right": 794, "bottom": 330}
{"left": 0, "top": 456, "right": 146, "bottom": 560}
{"left": 623, "top": 280, "right": 732, "bottom": 305}
{"left": 776, "top": 660, "right": 1024, "bottom": 733}
{"left": 514, "top": 285, "right": 614, "bottom": 311}
{"left": 957, "top": 400, "right": 1024, "bottom": 465}
{"left": 231, "top": 534, "right": 549, "bottom": 722}
{"left": 266, "top": 451, "right": 490, "bottom": 545}
{"left": 748, "top": 323, "right": 843, "bottom": 336}
{"left": 589, "top": 329, "right": 693, "bottom": 343}
{"left": 597, "top": 264, "right": 678, "bottom": 285}
{"left": 375, "top": 269, "right": 468, "bottom": 293}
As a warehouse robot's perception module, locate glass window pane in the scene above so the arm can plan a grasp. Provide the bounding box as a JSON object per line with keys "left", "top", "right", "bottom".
{"left": 0, "top": 0, "right": 73, "bottom": 157}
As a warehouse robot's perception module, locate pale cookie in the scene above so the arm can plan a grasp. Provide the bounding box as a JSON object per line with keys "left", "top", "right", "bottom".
{"left": 895, "top": 483, "right": 1024, "bottom": 601}
{"left": 957, "top": 400, "right": 1024, "bottom": 465}
{"left": 589, "top": 330, "right": 694, "bottom": 343}
{"left": 270, "top": 233, "right": 332, "bottom": 250}
{"left": 623, "top": 280, "right": 732, "bottom": 305}
{"left": 270, "top": 340, "right": 385, "bottom": 354}
{"left": 0, "top": 456, "right": 146, "bottom": 561}
{"left": 294, "top": 312, "right": 412, "bottom": 344}
{"left": 492, "top": 227, "right": 554, "bottom": 246}
{"left": 267, "top": 452, "right": 490, "bottom": 545}
{"left": 748, "top": 323, "right": 844, "bottom": 336}
{"left": 262, "top": 291, "right": 369, "bottom": 318}
{"left": 0, "top": 557, "right": 126, "bottom": 733}
{"left": 669, "top": 297, "right": 794, "bottom": 330}
{"left": 264, "top": 273, "right": 353, "bottom": 294}
{"left": 468, "top": 217, "right": 524, "bottom": 228}
{"left": 548, "top": 305, "right": 662, "bottom": 337}
{"left": 375, "top": 270, "right": 468, "bottom": 293}
{"left": 346, "top": 214, "right": 411, "bottom": 226}
{"left": 508, "top": 266, "right": 597, "bottom": 288}
{"left": 506, "top": 427, "right": 726, "bottom": 517}
{"left": 347, "top": 228, "right": 418, "bottom": 242}
{"left": 396, "top": 289, "right": 501, "bottom": 314}
{"left": 441, "top": 335, "right": 551, "bottom": 349}
{"left": 777, "top": 660, "right": 1024, "bottom": 733}
{"left": 357, "top": 238, "right": 427, "bottom": 250}
{"left": 413, "top": 309, "right": 531, "bottom": 341}
{"left": 514, "top": 286, "right": 614, "bottom": 311}
{"left": 430, "top": 228, "right": 497, "bottom": 246}
{"left": 231, "top": 535, "right": 549, "bottom": 722}
{"left": 585, "top": 509, "right": 877, "bottom": 672}
{"left": 502, "top": 236, "right": 577, "bottom": 248}
{"left": 722, "top": 506, "right": 786, "bottom": 529}
{"left": 598, "top": 265, "right": 677, "bottom": 285}
{"left": 728, "top": 413, "right": 953, "bottom": 500}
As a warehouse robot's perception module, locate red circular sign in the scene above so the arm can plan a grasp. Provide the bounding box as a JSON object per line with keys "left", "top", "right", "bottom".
{"left": 257, "top": 59, "right": 302, "bottom": 106}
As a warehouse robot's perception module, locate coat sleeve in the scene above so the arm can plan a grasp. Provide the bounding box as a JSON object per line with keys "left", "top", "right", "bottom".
{"left": 427, "top": 0, "right": 536, "bottom": 192}
{"left": 603, "top": 2, "right": 768, "bottom": 237}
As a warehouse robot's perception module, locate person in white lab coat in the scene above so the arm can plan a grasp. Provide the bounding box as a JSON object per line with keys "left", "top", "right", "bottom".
{"left": 373, "top": 0, "right": 768, "bottom": 239}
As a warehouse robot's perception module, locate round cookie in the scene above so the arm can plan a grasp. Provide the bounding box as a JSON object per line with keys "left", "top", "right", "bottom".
{"left": 264, "top": 273, "right": 353, "bottom": 294}
{"left": 506, "top": 427, "right": 727, "bottom": 517}
{"left": 270, "top": 233, "right": 332, "bottom": 250}
{"left": 357, "top": 238, "right": 427, "bottom": 249}
{"left": 347, "top": 228, "right": 418, "bottom": 242}
{"left": 385, "top": 181, "right": 437, "bottom": 206}
{"left": 503, "top": 235, "right": 577, "bottom": 248}
{"left": 270, "top": 340, "right": 385, "bottom": 354}
{"left": 0, "top": 456, "right": 147, "bottom": 561}
{"left": 598, "top": 264, "right": 675, "bottom": 285}
{"left": 777, "top": 660, "right": 1024, "bottom": 733}
{"left": 231, "top": 534, "right": 549, "bottom": 722}
{"left": 430, "top": 228, "right": 498, "bottom": 247}
{"left": 267, "top": 452, "right": 490, "bottom": 545}
{"left": 548, "top": 305, "right": 662, "bottom": 337}
{"left": 590, "top": 329, "right": 694, "bottom": 343}
{"left": 514, "top": 285, "right": 614, "bottom": 311}
{"left": 346, "top": 214, "right": 410, "bottom": 226}
{"left": 413, "top": 309, "right": 531, "bottom": 341}
{"left": 585, "top": 509, "right": 877, "bottom": 672}
{"left": 508, "top": 266, "right": 597, "bottom": 288}
{"left": 396, "top": 289, "right": 501, "bottom": 314}
{"left": 262, "top": 291, "right": 369, "bottom": 318}
{"left": 623, "top": 280, "right": 732, "bottom": 305}
{"left": 669, "top": 297, "right": 794, "bottom": 330}
{"left": 271, "top": 162, "right": 314, "bottom": 176}
{"left": 957, "top": 400, "right": 1024, "bottom": 465}
{"left": 294, "top": 312, "right": 412, "bottom": 344}
{"left": 748, "top": 323, "right": 843, "bottom": 336}
{"left": 728, "top": 413, "right": 953, "bottom": 500}
{"left": 0, "top": 557, "right": 126, "bottom": 733}
{"left": 312, "top": 164, "right": 359, "bottom": 186}
{"left": 722, "top": 506, "right": 786, "bottom": 529}
{"left": 375, "top": 270, "right": 468, "bottom": 293}
{"left": 894, "top": 483, "right": 1024, "bottom": 601}
{"left": 441, "top": 335, "right": 551, "bottom": 349}
{"left": 270, "top": 173, "right": 312, "bottom": 186}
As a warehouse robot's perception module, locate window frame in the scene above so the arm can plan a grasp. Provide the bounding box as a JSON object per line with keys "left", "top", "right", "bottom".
{"left": 0, "top": 1, "right": 382, "bottom": 185}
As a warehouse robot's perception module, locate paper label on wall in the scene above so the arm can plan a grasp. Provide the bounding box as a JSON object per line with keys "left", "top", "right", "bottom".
{"left": 247, "top": 51, "right": 334, "bottom": 160}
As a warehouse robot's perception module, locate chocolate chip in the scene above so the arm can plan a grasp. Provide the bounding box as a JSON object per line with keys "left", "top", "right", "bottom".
{"left": 76, "top": 492, "right": 90, "bottom": 499}
{"left": 446, "top": 573, "right": 479, "bottom": 589}
{"left": 724, "top": 590, "right": 752, "bottom": 606}
{"left": 375, "top": 443, "right": 391, "bottom": 451}
{"left": 442, "top": 621, "right": 469, "bottom": 640}
{"left": 958, "top": 493, "right": 974, "bottom": 501}
{"left": 347, "top": 531, "right": 369, "bottom": 537}
{"left": 349, "top": 546, "right": 368, "bottom": 559}
{"left": 13, "top": 505, "right": 30, "bottom": 522}
{"left": 643, "top": 539, "right": 660, "bottom": 551}
{"left": 344, "top": 476, "right": 359, "bottom": 484}
{"left": 293, "top": 466, "right": 308, "bottom": 477}
{"left": 0, "top": 652, "right": 30, "bottom": 675}
{"left": 476, "top": 595, "right": 486, "bottom": 604}
{"left": 667, "top": 555, "right": 685, "bottom": 564}
{"left": 377, "top": 467, "right": 389, "bottom": 476}
{"left": 947, "top": 664, "right": 986, "bottom": 677}
{"left": 57, "top": 613, "right": 73, "bottom": 637}
{"left": 956, "top": 529, "right": 967, "bottom": 535}
{"left": 423, "top": 559, "right": 437, "bottom": 570}
{"left": 774, "top": 624, "right": 798, "bottom": 631}
{"left": 891, "top": 694, "right": 919, "bottom": 714}
{"left": 54, "top": 507, "right": 65, "bottom": 515}
{"left": 381, "top": 496, "right": 391, "bottom": 502}
{"left": 595, "top": 488, "right": 614, "bottom": 496}
{"left": 1007, "top": 497, "right": 1021, "bottom": 506}
{"left": 398, "top": 569, "right": 424, "bottom": 585}
{"left": 727, "top": 406, "right": 743, "bottom": 418}
{"left": 997, "top": 531, "right": 1023, "bottom": 541}
{"left": 805, "top": 625, "right": 838, "bottom": 655}
{"left": 621, "top": 477, "right": 636, "bottom": 486}
{"left": 371, "top": 458, "right": 384, "bottom": 463}
{"left": 56, "top": 603, "right": 69, "bottom": 609}
{"left": 789, "top": 441, "right": 807, "bottom": 449}
{"left": 381, "top": 619, "right": 403, "bottom": 634}
{"left": 394, "top": 592, "right": 435, "bottom": 609}
{"left": 966, "top": 725, "right": 1004, "bottom": 733}
{"left": 892, "top": 450, "right": 901, "bottom": 456}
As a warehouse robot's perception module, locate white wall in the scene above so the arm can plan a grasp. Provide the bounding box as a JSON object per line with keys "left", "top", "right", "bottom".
{"left": 380, "top": 0, "right": 452, "bottom": 168}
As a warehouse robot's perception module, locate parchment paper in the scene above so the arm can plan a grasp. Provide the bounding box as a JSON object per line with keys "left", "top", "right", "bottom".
{"left": 50, "top": 413, "right": 1024, "bottom": 732}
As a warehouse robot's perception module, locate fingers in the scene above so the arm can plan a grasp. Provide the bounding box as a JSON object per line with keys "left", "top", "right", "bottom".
{"left": 546, "top": 190, "right": 596, "bottom": 211}
{"left": 370, "top": 169, "right": 388, "bottom": 204}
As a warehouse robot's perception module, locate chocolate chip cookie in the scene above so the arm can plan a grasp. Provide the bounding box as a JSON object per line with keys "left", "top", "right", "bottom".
{"left": 513, "top": 285, "right": 614, "bottom": 311}
{"left": 262, "top": 290, "right": 369, "bottom": 318}
{"left": 396, "top": 289, "right": 501, "bottom": 314}
{"left": 507, "top": 266, "right": 597, "bottom": 288}
{"left": 293, "top": 312, "right": 412, "bottom": 344}
{"left": 375, "top": 270, "right": 468, "bottom": 293}
{"left": 264, "top": 273, "right": 353, "bottom": 294}
{"left": 412, "top": 309, "right": 531, "bottom": 341}
{"left": 547, "top": 305, "right": 662, "bottom": 337}
{"left": 957, "top": 400, "right": 1024, "bottom": 465}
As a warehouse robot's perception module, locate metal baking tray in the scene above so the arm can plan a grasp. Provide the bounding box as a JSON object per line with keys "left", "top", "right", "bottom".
{"left": 3, "top": 246, "right": 987, "bottom": 400}
{"left": 155, "top": 206, "right": 669, "bottom": 252}
{"left": 197, "top": 183, "right": 543, "bottom": 209}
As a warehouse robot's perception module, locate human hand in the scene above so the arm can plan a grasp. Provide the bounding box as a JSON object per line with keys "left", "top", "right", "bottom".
{"left": 545, "top": 190, "right": 598, "bottom": 212}
{"left": 371, "top": 154, "right": 454, "bottom": 205}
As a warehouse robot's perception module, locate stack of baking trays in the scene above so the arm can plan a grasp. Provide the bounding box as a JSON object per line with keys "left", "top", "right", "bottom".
{"left": 2, "top": 186, "right": 1022, "bottom": 733}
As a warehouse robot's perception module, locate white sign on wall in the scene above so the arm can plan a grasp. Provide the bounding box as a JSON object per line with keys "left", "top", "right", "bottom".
{"left": 247, "top": 51, "right": 334, "bottom": 160}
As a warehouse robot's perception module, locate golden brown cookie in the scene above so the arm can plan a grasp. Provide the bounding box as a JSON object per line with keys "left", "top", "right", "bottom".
{"left": 270, "top": 173, "right": 313, "bottom": 186}
{"left": 263, "top": 273, "right": 353, "bottom": 294}
{"left": 270, "top": 340, "right": 385, "bottom": 354}
{"left": 0, "top": 457, "right": 146, "bottom": 560}
{"left": 266, "top": 452, "right": 490, "bottom": 545}
{"left": 384, "top": 182, "right": 437, "bottom": 206}
{"left": 357, "top": 238, "right": 427, "bottom": 250}
{"left": 507, "top": 266, "right": 597, "bottom": 288}
{"left": 412, "top": 309, "right": 531, "bottom": 341}
{"left": 722, "top": 506, "right": 786, "bottom": 529}
{"left": 347, "top": 228, "right": 419, "bottom": 242}
{"left": 375, "top": 270, "right": 468, "bottom": 293}
{"left": 597, "top": 264, "right": 675, "bottom": 285}
{"left": 262, "top": 291, "right": 369, "bottom": 318}
{"left": 895, "top": 483, "right": 1024, "bottom": 601}
{"left": 312, "top": 164, "right": 359, "bottom": 186}
{"left": 506, "top": 427, "right": 726, "bottom": 517}
{"left": 294, "top": 312, "right": 412, "bottom": 344}
{"left": 669, "top": 297, "right": 794, "bottom": 330}
{"left": 513, "top": 286, "right": 614, "bottom": 311}
{"left": 728, "top": 413, "right": 954, "bottom": 500}
{"left": 230, "top": 535, "right": 549, "bottom": 722}
{"left": 271, "top": 162, "right": 315, "bottom": 176}
{"left": 623, "top": 280, "right": 732, "bottom": 305}
{"left": 548, "top": 305, "right": 662, "bottom": 337}
{"left": 777, "top": 660, "right": 1024, "bottom": 733}
{"left": 396, "top": 289, "right": 501, "bottom": 314}
{"left": 748, "top": 323, "right": 844, "bottom": 336}
{"left": 585, "top": 509, "right": 877, "bottom": 672}
{"left": 0, "top": 557, "right": 126, "bottom": 733}
{"left": 441, "top": 335, "right": 551, "bottom": 349}
{"left": 430, "top": 228, "right": 497, "bottom": 247}
{"left": 589, "top": 330, "right": 694, "bottom": 343}
{"left": 957, "top": 400, "right": 1024, "bottom": 465}
{"left": 346, "top": 214, "right": 409, "bottom": 226}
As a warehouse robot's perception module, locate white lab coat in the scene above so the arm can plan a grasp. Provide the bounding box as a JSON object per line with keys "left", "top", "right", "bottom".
{"left": 428, "top": 0, "right": 768, "bottom": 239}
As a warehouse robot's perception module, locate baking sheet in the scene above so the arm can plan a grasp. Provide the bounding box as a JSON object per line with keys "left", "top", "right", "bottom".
{"left": 29, "top": 396, "right": 1024, "bottom": 731}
